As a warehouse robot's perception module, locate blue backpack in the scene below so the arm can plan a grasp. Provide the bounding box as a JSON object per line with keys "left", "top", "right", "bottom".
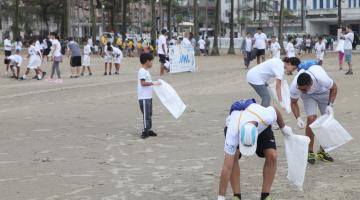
{"left": 229, "top": 98, "right": 256, "bottom": 114}
{"left": 297, "top": 60, "right": 319, "bottom": 71}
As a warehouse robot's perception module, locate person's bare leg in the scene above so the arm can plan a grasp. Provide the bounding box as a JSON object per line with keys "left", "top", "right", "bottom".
{"left": 87, "top": 67, "right": 92, "bottom": 74}
{"left": 306, "top": 115, "right": 317, "bottom": 152}
{"left": 109, "top": 63, "right": 112, "bottom": 74}
{"left": 262, "top": 149, "right": 277, "bottom": 193}
{"left": 16, "top": 67, "right": 20, "bottom": 79}
{"left": 261, "top": 55, "right": 265, "bottom": 63}
{"left": 76, "top": 66, "right": 80, "bottom": 76}
{"left": 81, "top": 66, "right": 86, "bottom": 74}
{"left": 230, "top": 150, "right": 241, "bottom": 194}
{"left": 160, "top": 63, "right": 165, "bottom": 76}
{"left": 257, "top": 56, "right": 260, "bottom": 64}
{"left": 104, "top": 63, "right": 108, "bottom": 74}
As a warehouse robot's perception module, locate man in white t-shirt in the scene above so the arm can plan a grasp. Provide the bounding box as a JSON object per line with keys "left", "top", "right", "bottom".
{"left": 8, "top": 50, "right": 23, "bottom": 79}
{"left": 270, "top": 36, "right": 281, "bottom": 59}
{"left": 3, "top": 35, "right": 12, "bottom": 74}
{"left": 138, "top": 53, "right": 161, "bottom": 139}
{"left": 290, "top": 65, "right": 338, "bottom": 164}
{"left": 198, "top": 37, "right": 206, "bottom": 56}
{"left": 314, "top": 37, "right": 326, "bottom": 66}
{"left": 217, "top": 102, "right": 292, "bottom": 200}
{"left": 247, "top": 57, "right": 300, "bottom": 109}
{"left": 241, "top": 32, "right": 253, "bottom": 69}
{"left": 342, "top": 25, "right": 354, "bottom": 75}
{"left": 157, "top": 29, "right": 168, "bottom": 76}
{"left": 253, "top": 27, "right": 267, "bottom": 64}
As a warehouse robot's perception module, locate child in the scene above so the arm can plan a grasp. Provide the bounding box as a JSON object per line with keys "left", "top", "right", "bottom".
{"left": 81, "top": 39, "right": 93, "bottom": 76}
{"left": 270, "top": 36, "right": 281, "bottom": 59}
{"left": 48, "top": 32, "right": 62, "bottom": 83}
{"left": 137, "top": 53, "right": 161, "bottom": 139}
{"left": 286, "top": 38, "right": 296, "bottom": 58}
{"left": 112, "top": 46, "right": 123, "bottom": 75}
{"left": 103, "top": 42, "right": 113, "bottom": 75}
{"left": 315, "top": 36, "right": 326, "bottom": 66}
{"left": 20, "top": 40, "right": 43, "bottom": 80}
{"left": 8, "top": 50, "right": 23, "bottom": 79}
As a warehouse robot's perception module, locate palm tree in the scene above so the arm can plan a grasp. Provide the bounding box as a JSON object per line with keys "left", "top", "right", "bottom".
{"left": 90, "top": 0, "right": 96, "bottom": 42}
{"left": 151, "top": 0, "right": 156, "bottom": 51}
{"left": 227, "top": 0, "right": 235, "bottom": 54}
{"left": 278, "top": 0, "right": 285, "bottom": 54}
{"left": 167, "top": 0, "right": 172, "bottom": 37}
{"left": 211, "top": 0, "right": 220, "bottom": 56}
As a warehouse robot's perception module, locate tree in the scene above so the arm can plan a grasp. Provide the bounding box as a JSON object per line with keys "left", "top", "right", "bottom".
{"left": 167, "top": 0, "right": 172, "bottom": 38}
{"left": 12, "top": 0, "right": 20, "bottom": 39}
{"left": 150, "top": 0, "right": 157, "bottom": 51}
{"left": 90, "top": 0, "right": 97, "bottom": 42}
{"left": 253, "top": 0, "right": 257, "bottom": 21}
{"left": 301, "top": 0, "right": 304, "bottom": 31}
{"left": 121, "top": 0, "right": 129, "bottom": 40}
{"left": 211, "top": 0, "right": 220, "bottom": 56}
{"left": 278, "top": 0, "right": 285, "bottom": 55}
{"left": 227, "top": 0, "right": 235, "bottom": 54}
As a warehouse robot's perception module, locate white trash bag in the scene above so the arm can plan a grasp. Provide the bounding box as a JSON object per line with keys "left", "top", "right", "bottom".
{"left": 309, "top": 111, "right": 353, "bottom": 152}
{"left": 153, "top": 79, "right": 186, "bottom": 119}
{"left": 269, "top": 80, "right": 291, "bottom": 113}
{"left": 284, "top": 134, "right": 310, "bottom": 191}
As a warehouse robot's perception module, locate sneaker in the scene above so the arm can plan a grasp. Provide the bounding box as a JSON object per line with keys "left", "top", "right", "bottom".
{"left": 114, "top": 72, "right": 119, "bottom": 75}
{"left": 109, "top": 72, "right": 112, "bottom": 75}
{"left": 264, "top": 196, "right": 273, "bottom": 200}
{"left": 231, "top": 197, "right": 240, "bottom": 200}
{"left": 148, "top": 130, "right": 157, "bottom": 137}
{"left": 19, "top": 77, "right": 25, "bottom": 80}
{"left": 141, "top": 131, "right": 149, "bottom": 139}
{"left": 345, "top": 70, "right": 354, "bottom": 75}
{"left": 89, "top": 73, "right": 93, "bottom": 76}
{"left": 308, "top": 152, "right": 316, "bottom": 164}
{"left": 104, "top": 72, "right": 107, "bottom": 76}
{"left": 317, "top": 150, "right": 334, "bottom": 162}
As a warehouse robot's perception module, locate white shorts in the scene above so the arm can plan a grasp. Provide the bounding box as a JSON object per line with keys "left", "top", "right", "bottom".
{"left": 28, "top": 55, "right": 41, "bottom": 69}
{"left": 83, "top": 55, "right": 91, "bottom": 66}
{"left": 104, "top": 55, "right": 113, "bottom": 63}
{"left": 316, "top": 52, "right": 324, "bottom": 61}
{"left": 113, "top": 56, "right": 122, "bottom": 64}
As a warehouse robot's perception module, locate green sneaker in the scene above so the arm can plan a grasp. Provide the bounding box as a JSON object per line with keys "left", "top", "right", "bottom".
{"left": 308, "top": 152, "right": 316, "bottom": 164}
{"left": 317, "top": 150, "right": 334, "bottom": 162}
{"left": 264, "top": 196, "right": 273, "bottom": 200}
{"left": 231, "top": 197, "right": 241, "bottom": 200}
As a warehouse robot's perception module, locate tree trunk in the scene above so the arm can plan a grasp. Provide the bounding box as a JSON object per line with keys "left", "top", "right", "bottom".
{"left": 167, "top": 0, "right": 172, "bottom": 37}
{"left": 278, "top": 0, "right": 285, "bottom": 55}
{"left": 259, "top": 0, "right": 262, "bottom": 27}
{"left": 337, "top": 0, "right": 341, "bottom": 28}
{"left": 301, "top": 0, "right": 304, "bottom": 31}
{"left": 228, "top": 0, "right": 235, "bottom": 54}
{"left": 13, "top": 0, "right": 20, "bottom": 39}
{"left": 151, "top": 0, "right": 157, "bottom": 51}
{"left": 110, "top": 0, "right": 116, "bottom": 32}
{"left": 159, "top": 0, "right": 163, "bottom": 29}
{"left": 90, "top": 0, "right": 96, "bottom": 42}
{"left": 205, "top": 0, "right": 209, "bottom": 36}
{"left": 67, "top": 0, "right": 72, "bottom": 37}
{"left": 121, "top": 0, "right": 128, "bottom": 40}
{"left": 211, "top": 0, "right": 220, "bottom": 56}
{"left": 253, "top": 0, "right": 256, "bottom": 21}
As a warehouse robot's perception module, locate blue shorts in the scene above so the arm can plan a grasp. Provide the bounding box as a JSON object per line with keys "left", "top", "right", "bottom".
{"left": 344, "top": 49, "right": 352, "bottom": 64}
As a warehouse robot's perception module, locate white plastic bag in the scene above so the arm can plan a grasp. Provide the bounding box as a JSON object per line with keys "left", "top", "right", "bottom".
{"left": 284, "top": 134, "right": 310, "bottom": 191}
{"left": 335, "top": 40, "right": 345, "bottom": 53}
{"left": 269, "top": 80, "right": 291, "bottom": 113}
{"left": 309, "top": 112, "right": 352, "bottom": 152}
{"left": 153, "top": 79, "right": 186, "bottom": 119}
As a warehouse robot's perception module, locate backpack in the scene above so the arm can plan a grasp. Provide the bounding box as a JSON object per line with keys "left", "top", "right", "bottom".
{"left": 229, "top": 98, "right": 256, "bottom": 115}
{"left": 60, "top": 42, "right": 67, "bottom": 55}
{"left": 297, "top": 60, "right": 319, "bottom": 71}
{"left": 353, "top": 32, "right": 359, "bottom": 48}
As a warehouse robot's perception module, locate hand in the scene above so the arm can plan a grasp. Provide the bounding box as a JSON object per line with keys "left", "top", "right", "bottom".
{"left": 326, "top": 105, "right": 334, "bottom": 115}
{"left": 152, "top": 81, "right": 161, "bottom": 86}
{"left": 281, "top": 125, "right": 293, "bottom": 137}
{"left": 297, "top": 117, "right": 305, "bottom": 129}
{"left": 279, "top": 101, "right": 285, "bottom": 109}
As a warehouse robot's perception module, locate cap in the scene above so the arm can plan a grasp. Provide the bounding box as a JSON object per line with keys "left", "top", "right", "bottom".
{"left": 239, "top": 123, "right": 259, "bottom": 156}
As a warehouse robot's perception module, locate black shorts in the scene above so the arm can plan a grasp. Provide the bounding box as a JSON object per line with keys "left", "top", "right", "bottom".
{"left": 70, "top": 56, "right": 82, "bottom": 67}
{"left": 224, "top": 126, "right": 276, "bottom": 158}
{"left": 159, "top": 54, "right": 166, "bottom": 64}
{"left": 256, "top": 49, "right": 266, "bottom": 57}
{"left": 43, "top": 49, "right": 51, "bottom": 56}
{"left": 200, "top": 49, "right": 205, "bottom": 54}
{"left": 4, "top": 50, "right": 11, "bottom": 64}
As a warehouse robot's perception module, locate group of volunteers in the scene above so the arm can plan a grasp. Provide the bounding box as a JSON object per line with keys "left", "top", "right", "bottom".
{"left": 218, "top": 27, "right": 344, "bottom": 200}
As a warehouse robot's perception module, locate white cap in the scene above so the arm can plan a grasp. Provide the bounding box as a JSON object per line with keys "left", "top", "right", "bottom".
{"left": 239, "top": 123, "right": 259, "bottom": 156}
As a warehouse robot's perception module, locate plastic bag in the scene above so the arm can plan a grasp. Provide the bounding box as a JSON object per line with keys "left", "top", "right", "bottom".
{"left": 284, "top": 134, "right": 310, "bottom": 191}
{"left": 269, "top": 79, "right": 291, "bottom": 113}
{"left": 153, "top": 79, "right": 186, "bottom": 119}
{"left": 335, "top": 40, "right": 345, "bottom": 53}
{"left": 309, "top": 112, "right": 352, "bottom": 152}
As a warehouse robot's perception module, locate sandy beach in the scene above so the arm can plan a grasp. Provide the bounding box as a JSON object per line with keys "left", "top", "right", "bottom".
{"left": 0, "top": 51, "right": 359, "bottom": 200}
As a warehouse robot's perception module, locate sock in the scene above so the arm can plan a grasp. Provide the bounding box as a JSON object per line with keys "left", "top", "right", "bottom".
{"left": 261, "top": 193, "right": 270, "bottom": 200}
{"left": 234, "top": 193, "right": 241, "bottom": 199}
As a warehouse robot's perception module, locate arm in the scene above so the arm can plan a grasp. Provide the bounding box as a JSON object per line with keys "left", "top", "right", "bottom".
{"left": 140, "top": 79, "right": 154, "bottom": 87}
{"left": 275, "top": 79, "right": 283, "bottom": 102}
{"left": 291, "top": 98, "right": 300, "bottom": 119}
{"left": 328, "top": 82, "right": 337, "bottom": 105}
{"left": 218, "top": 153, "right": 235, "bottom": 196}
{"left": 274, "top": 107, "right": 285, "bottom": 129}
{"left": 162, "top": 43, "right": 166, "bottom": 56}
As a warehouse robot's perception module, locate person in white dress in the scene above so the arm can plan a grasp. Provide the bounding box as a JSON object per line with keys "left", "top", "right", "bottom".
{"left": 111, "top": 46, "right": 123, "bottom": 75}
{"left": 270, "top": 36, "right": 281, "bottom": 59}
{"left": 314, "top": 36, "right": 326, "bottom": 66}
{"left": 81, "top": 40, "right": 93, "bottom": 76}
{"left": 286, "top": 38, "right": 296, "bottom": 58}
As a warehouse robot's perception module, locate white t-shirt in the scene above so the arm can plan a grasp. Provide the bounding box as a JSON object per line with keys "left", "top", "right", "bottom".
{"left": 157, "top": 35, "right": 168, "bottom": 55}
{"left": 305, "top": 38, "right": 311, "bottom": 47}
{"left": 198, "top": 39, "right": 206, "bottom": 49}
{"left": 296, "top": 37, "right": 303, "bottom": 46}
{"left": 270, "top": 42, "right": 281, "bottom": 58}
{"left": 35, "top": 40, "right": 42, "bottom": 50}
{"left": 84, "top": 44, "right": 91, "bottom": 55}
{"left": 247, "top": 58, "right": 285, "bottom": 85}
{"left": 8, "top": 55, "right": 23, "bottom": 67}
{"left": 245, "top": 37, "right": 252, "bottom": 52}
{"left": 290, "top": 65, "right": 334, "bottom": 99}
{"left": 14, "top": 41, "right": 22, "bottom": 51}
{"left": 224, "top": 104, "right": 277, "bottom": 155}
{"left": 181, "top": 38, "right": 192, "bottom": 46}
{"left": 4, "top": 39, "right": 12, "bottom": 51}
{"left": 112, "top": 47, "right": 123, "bottom": 58}
{"left": 286, "top": 42, "right": 295, "bottom": 57}
{"left": 343, "top": 32, "right": 354, "bottom": 50}
{"left": 137, "top": 68, "right": 153, "bottom": 100}
{"left": 88, "top": 38, "right": 93, "bottom": 47}
{"left": 28, "top": 45, "right": 37, "bottom": 56}
{"left": 254, "top": 33, "right": 267, "bottom": 50}
{"left": 51, "top": 39, "right": 62, "bottom": 57}
{"left": 315, "top": 41, "right": 325, "bottom": 54}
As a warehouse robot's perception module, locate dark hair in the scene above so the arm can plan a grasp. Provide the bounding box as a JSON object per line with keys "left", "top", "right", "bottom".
{"left": 161, "top": 29, "right": 167, "bottom": 35}
{"left": 271, "top": 35, "right": 276, "bottom": 38}
{"left": 346, "top": 25, "right": 352, "bottom": 30}
{"left": 140, "top": 53, "right": 154, "bottom": 64}
{"left": 283, "top": 57, "right": 301, "bottom": 67}
{"left": 257, "top": 27, "right": 263, "bottom": 31}
{"left": 29, "top": 40, "right": 35, "bottom": 45}
{"left": 50, "top": 32, "right": 59, "bottom": 40}
{"left": 318, "top": 36, "right": 323, "bottom": 40}
{"left": 297, "top": 73, "right": 313, "bottom": 86}
{"left": 68, "top": 37, "right": 74, "bottom": 41}
{"left": 107, "top": 46, "right": 113, "bottom": 52}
